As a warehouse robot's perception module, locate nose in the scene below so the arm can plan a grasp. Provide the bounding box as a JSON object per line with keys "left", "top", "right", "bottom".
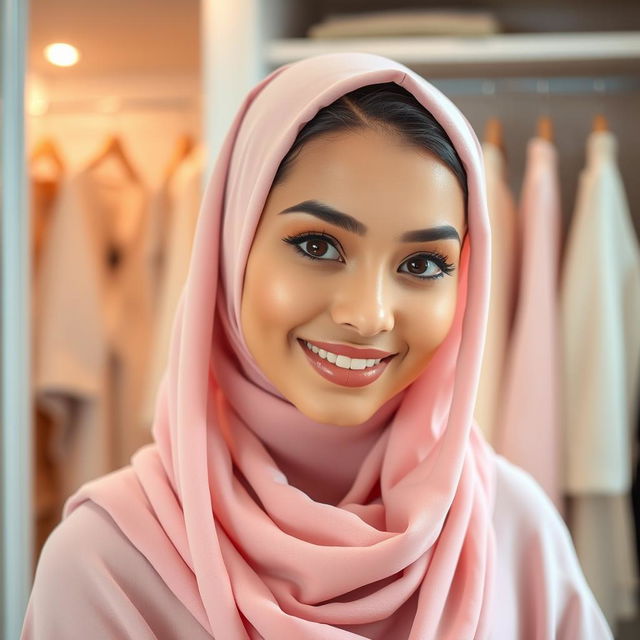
{"left": 329, "top": 266, "right": 395, "bottom": 337}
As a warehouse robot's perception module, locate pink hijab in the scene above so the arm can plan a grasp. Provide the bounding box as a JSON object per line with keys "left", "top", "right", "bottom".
{"left": 63, "top": 52, "right": 497, "bottom": 639}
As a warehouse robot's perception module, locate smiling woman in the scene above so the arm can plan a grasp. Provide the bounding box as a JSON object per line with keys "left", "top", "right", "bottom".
{"left": 241, "top": 90, "right": 467, "bottom": 426}
{"left": 21, "top": 53, "right": 611, "bottom": 640}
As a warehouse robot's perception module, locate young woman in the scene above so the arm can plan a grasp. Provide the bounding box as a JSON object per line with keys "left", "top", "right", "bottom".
{"left": 22, "top": 53, "right": 611, "bottom": 639}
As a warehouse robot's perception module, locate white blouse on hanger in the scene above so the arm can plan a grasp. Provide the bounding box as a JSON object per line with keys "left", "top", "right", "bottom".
{"left": 560, "top": 129, "right": 640, "bottom": 627}
{"left": 34, "top": 159, "right": 155, "bottom": 502}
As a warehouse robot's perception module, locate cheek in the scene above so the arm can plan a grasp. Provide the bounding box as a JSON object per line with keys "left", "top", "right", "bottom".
{"left": 242, "top": 255, "right": 319, "bottom": 341}
{"left": 405, "top": 288, "right": 457, "bottom": 364}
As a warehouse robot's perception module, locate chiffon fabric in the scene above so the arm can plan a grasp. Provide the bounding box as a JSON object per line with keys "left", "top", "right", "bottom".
{"left": 31, "top": 53, "right": 499, "bottom": 638}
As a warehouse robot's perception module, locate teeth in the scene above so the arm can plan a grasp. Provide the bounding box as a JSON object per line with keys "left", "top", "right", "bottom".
{"left": 305, "top": 341, "right": 382, "bottom": 369}
{"left": 335, "top": 354, "right": 351, "bottom": 369}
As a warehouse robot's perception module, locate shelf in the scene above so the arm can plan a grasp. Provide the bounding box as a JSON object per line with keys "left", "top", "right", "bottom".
{"left": 267, "top": 31, "right": 640, "bottom": 73}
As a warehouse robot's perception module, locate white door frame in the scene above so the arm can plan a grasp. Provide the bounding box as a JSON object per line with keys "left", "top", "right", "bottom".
{"left": 1, "top": 0, "right": 32, "bottom": 636}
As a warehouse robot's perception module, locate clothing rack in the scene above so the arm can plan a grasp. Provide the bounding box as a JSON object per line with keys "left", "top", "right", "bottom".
{"left": 29, "top": 95, "right": 199, "bottom": 116}
{"left": 432, "top": 75, "right": 640, "bottom": 97}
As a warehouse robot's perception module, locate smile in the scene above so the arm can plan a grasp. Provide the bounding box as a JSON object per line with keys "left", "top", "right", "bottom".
{"left": 297, "top": 338, "right": 395, "bottom": 388}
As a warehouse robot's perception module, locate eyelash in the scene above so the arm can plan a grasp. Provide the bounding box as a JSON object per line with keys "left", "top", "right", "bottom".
{"left": 281, "top": 231, "right": 456, "bottom": 281}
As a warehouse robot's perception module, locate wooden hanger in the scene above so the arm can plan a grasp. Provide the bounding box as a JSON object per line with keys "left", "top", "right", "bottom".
{"left": 30, "top": 137, "right": 65, "bottom": 173}
{"left": 537, "top": 115, "right": 554, "bottom": 142}
{"left": 592, "top": 113, "right": 609, "bottom": 133}
{"left": 85, "top": 134, "right": 141, "bottom": 184}
{"left": 162, "top": 133, "right": 195, "bottom": 184}
{"left": 483, "top": 117, "right": 505, "bottom": 154}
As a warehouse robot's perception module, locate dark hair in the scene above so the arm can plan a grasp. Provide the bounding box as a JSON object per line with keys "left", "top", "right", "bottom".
{"left": 272, "top": 82, "right": 468, "bottom": 211}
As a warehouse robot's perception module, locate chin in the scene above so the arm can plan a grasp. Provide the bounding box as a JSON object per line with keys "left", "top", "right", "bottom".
{"left": 294, "top": 396, "right": 379, "bottom": 427}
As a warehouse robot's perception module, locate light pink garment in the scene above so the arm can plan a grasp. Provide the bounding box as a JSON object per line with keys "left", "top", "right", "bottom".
{"left": 21, "top": 54, "right": 609, "bottom": 639}
{"left": 495, "top": 137, "right": 563, "bottom": 514}
{"left": 474, "top": 142, "right": 519, "bottom": 444}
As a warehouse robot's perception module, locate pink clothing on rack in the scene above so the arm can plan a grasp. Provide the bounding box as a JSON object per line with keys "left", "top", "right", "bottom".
{"left": 474, "top": 142, "right": 519, "bottom": 444}
{"left": 495, "top": 137, "right": 563, "bottom": 514}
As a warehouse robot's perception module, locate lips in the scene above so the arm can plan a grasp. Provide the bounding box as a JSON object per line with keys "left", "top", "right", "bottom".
{"left": 298, "top": 339, "right": 394, "bottom": 388}
{"left": 302, "top": 339, "right": 396, "bottom": 360}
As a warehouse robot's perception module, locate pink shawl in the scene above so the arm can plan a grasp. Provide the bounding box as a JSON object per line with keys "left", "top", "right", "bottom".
{"left": 61, "top": 53, "right": 497, "bottom": 639}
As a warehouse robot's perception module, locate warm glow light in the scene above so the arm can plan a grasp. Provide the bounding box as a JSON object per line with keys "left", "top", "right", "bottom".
{"left": 44, "top": 43, "right": 80, "bottom": 67}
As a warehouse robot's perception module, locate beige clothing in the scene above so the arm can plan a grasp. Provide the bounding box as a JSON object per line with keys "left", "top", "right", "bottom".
{"left": 474, "top": 142, "right": 519, "bottom": 444}
{"left": 30, "top": 167, "right": 65, "bottom": 567}
{"left": 141, "top": 145, "right": 205, "bottom": 425}
{"left": 33, "top": 160, "right": 154, "bottom": 503}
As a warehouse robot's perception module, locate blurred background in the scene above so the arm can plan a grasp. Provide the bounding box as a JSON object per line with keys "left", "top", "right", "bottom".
{"left": 1, "top": 0, "right": 640, "bottom": 637}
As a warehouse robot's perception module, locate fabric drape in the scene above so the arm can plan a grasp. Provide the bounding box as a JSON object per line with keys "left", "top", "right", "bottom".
{"left": 495, "top": 137, "right": 563, "bottom": 514}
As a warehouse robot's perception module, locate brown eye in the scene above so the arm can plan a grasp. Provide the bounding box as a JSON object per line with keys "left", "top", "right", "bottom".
{"left": 307, "top": 239, "right": 329, "bottom": 257}
{"left": 282, "top": 233, "right": 343, "bottom": 262}
{"left": 407, "top": 256, "right": 429, "bottom": 274}
{"left": 399, "top": 252, "right": 455, "bottom": 280}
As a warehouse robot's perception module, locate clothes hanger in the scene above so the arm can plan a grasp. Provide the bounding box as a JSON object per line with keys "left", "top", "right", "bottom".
{"left": 536, "top": 115, "right": 554, "bottom": 143}
{"left": 30, "top": 137, "right": 65, "bottom": 174}
{"left": 85, "top": 134, "right": 141, "bottom": 184}
{"left": 483, "top": 117, "right": 505, "bottom": 155}
{"left": 592, "top": 113, "right": 609, "bottom": 133}
{"left": 162, "top": 133, "right": 195, "bottom": 184}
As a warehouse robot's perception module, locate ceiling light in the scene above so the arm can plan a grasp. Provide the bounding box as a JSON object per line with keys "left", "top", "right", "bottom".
{"left": 44, "top": 43, "right": 80, "bottom": 67}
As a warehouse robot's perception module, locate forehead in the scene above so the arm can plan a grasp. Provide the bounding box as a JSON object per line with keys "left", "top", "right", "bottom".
{"left": 265, "top": 128, "right": 466, "bottom": 234}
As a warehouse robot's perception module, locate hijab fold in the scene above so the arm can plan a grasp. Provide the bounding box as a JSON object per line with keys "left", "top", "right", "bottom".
{"left": 64, "top": 53, "right": 497, "bottom": 639}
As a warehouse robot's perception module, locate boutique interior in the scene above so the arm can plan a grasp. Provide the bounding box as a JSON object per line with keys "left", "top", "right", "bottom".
{"left": 2, "top": 0, "right": 640, "bottom": 637}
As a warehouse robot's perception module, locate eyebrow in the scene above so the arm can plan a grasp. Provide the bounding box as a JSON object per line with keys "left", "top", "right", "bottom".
{"left": 278, "top": 199, "right": 461, "bottom": 244}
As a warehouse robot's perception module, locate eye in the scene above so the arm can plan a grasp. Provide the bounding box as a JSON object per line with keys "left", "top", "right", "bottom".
{"left": 399, "top": 252, "right": 455, "bottom": 280}
{"left": 282, "top": 232, "right": 344, "bottom": 262}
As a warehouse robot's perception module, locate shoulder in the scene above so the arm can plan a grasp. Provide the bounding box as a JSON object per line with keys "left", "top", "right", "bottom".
{"left": 493, "top": 453, "right": 565, "bottom": 536}
{"left": 490, "top": 455, "right": 613, "bottom": 639}
{"left": 22, "top": 501, "right": 209, "bottom": 639}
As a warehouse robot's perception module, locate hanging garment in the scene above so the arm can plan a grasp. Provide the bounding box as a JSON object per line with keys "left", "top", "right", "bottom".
{"left": 495, "top": 136, "right": 563, "bottom": 514}
{"left": 560, "top": 129, "right": 640, "bottom": 628}
{"left": 141, "top": 143, "right": 206, "bottom": 426}
{"left": 29, "top": 162, "right": 65, "bottom": 568}
{"left": 474, "top": 141, "right": 519, "bottom": 444}
{"left": 22, "top": 53, "right": 611, "bottom": 639}
{"left": 33, "top": 158, "right": 155, "bottom": 503}
{"left": 632, "top": 370, "right": 640, "bottom": 590}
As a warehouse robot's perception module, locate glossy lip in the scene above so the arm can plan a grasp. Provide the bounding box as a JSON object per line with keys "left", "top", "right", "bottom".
{"left": 302, "top": 338, "right": 396, "bottom": 360}
{"left": 297, "top": 339, "right": 394, "bottom": 388}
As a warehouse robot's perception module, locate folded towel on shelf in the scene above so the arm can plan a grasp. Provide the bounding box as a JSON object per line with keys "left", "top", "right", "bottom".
{"left": 307, "top": 9, "right": 501, "bottom": 39}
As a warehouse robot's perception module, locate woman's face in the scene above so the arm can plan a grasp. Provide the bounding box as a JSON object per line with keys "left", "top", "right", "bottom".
{"left": 241, "top": 127, "right": 467, "bottom": 426}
